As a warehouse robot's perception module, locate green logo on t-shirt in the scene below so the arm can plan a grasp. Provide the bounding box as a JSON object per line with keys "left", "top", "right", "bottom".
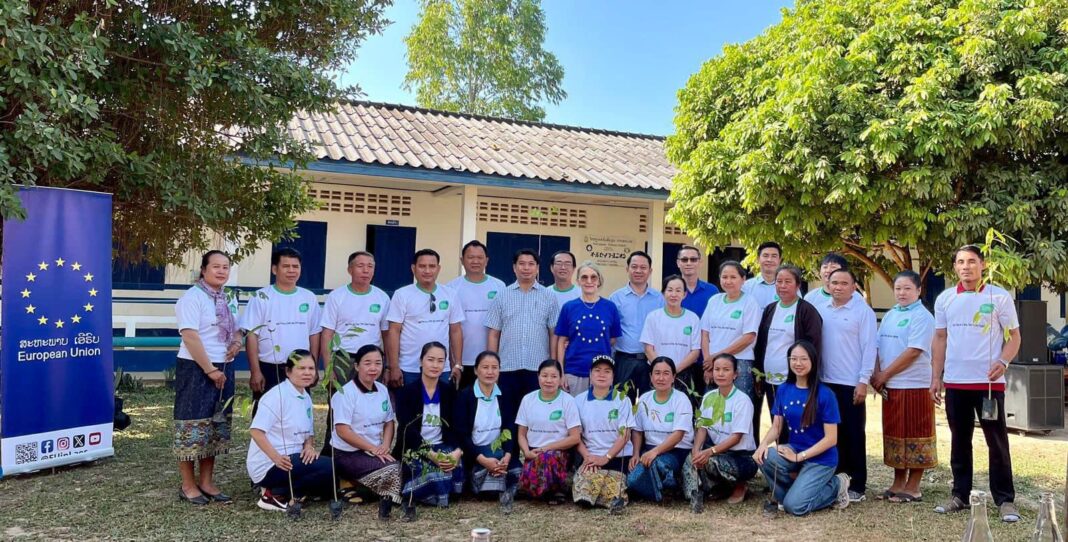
{"left": 683, "top": 326, "right": 693, "bottom": 336}
{"left": 230, "top": 305, "right": 238, "bottom": 314}
{"left": 979, "top": 303, "right": 995, "bottom": 314}
{"left": 306, "top": 407, "right": 313, "bottom": 420}
{"left": 784, "top": 314, "right": 795, "bottom": 323}
{"left": 608, "top": 408, "right": 619, "bottom": 420}
{"left": 439, "top": 300, "right": 449, "bottom": 310}
{"left": 488, "top": 291, "right": 498, "bottom": 299}
{"left": 664, "top": 412, "right": 675, "bottom": 423}
{"left": 369, "top": 304, "right": 381, "bottom": 313}
{"left": 730, "top": 310, "right": 742, "bottom": 319}
{"left": 549, "top": 410, "right": 562, "bottom": 421}
{"left": 724, "top": 411, "right": 733, "bottom": 423}
{"left": 897, "top": 318, "right": 909, "bottom": 327}
{"left": 381, "top": 400, "right": 389, "bottom": 412}
{"left": 299, "top": 303, "right": 310, "bottom": 313}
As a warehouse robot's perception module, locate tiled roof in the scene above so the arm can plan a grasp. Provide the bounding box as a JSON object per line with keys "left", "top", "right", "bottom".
{"left": 286, "top": 101, "right": 675, "bottom": 192}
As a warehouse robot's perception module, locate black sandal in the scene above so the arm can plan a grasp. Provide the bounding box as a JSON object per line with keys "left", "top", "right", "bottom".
{"left": 198, "top": 486, "right": 233, "bottom": 504}
{"left": 178, "top": 488, "right": 210, "bottom": 506}
{"left": 889, "top": 492, "right": 922, "bottom": 503}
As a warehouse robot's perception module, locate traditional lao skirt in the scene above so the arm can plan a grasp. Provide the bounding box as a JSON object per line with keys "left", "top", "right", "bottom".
{"left": 470, "top": 445, "right": 521, "bottom": 494}
{"left": 335, "top": 449, "right": 402, "bottom": 503}
{"left": 518, "top": 450, "right": 570, "bottom": 498}
{"left": 401, "top": 444, "right": 464, "bottom": 506}
{"left": 572, "top": 457, "right": 628, "bottom": 507}
{"left": 882, "top": 388, "right": 938, "bottom": 469}
{"left": 682, "top": 449, "right": 758, "bottom": 496}
{"left": 173, "top": 358, "right": 234, "bottom": 461}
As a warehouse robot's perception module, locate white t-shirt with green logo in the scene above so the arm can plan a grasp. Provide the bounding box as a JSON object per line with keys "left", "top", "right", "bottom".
{"left": 421, "top": 402, "right": 444, "bottom": 445}
{"left": 575, "top": 391, "right": 635, "bottom": 456}
{"left": 878, "top": 301, "right": 935, "bottom": 389}
{"left": 934, "top": 285, "right": 1019, "bottom": 385}
{"left": 176, "top": 286, "right": 239, "bottom": 364}
{"left": 320, "top": 284, "right": 390, "bottom": 353}
{"left": 247, "top": 379, "right": 314, "bottom": 483}
{"left": 697, "top": 388, "right": 755, "bottom": 451}
{"left": 240, "top": 285, "right": 322, "bottom": 364}
{"left": 700, "top": 292, "right": 761, "bottom": 360}
{"left": 634, "top": 389, "right": 693, "bottom": 449}
{"left": 387, "top": 283, "right": 466, "bottom": 373}
{"left": 329, "top": 380, "right": 395, "bottom": 451}
{"left": 516, "top": 389, "right": 581, "bottom": 449}
{"left": 447, "top": 274, "right": 506, "bottom": 366}
{"left": 763, "top": 301, "right": 799, "bottom": 385}
{"left": 639, "top": 308, "right": 701, "bottom": 367}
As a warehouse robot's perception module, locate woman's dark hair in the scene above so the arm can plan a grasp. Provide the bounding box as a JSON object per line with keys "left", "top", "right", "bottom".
{"left": 286, "top": 349, "right": 313, "bottom": 370}
{"left": 475, "top": 350, "right": 501, "bottom": 369}
{"left": 775, "top": 264, "right": 803, "bottom": 286}
{"left": 718, "top": 260, "right": 746, "bottom": 278}
{"left": 648, "top": 356, "right": 677, "bottom": 375}
{"left": 661, "top": 274, "right": 685, "bottom": 293}
{"left": 785, "top": 341, "right": 822, "bottom": 429}
{"left": 894, "top": 270, "right": 922, "bottom": 289}
{"left": 353, "top": 344, "right": 385, "bottom": 370}
{"left": 537, "top": 358, "right": 562, "bottom": 376}
{"left": 198, "top": 250, "right": 231, "bottom": 279}
{"left": 953, "top": 245, "right": 984, "bottom": 262}
{"left": 710, "top": 352, "right": 739, "bottom": 372}
{"left": 420, "top": 341, "right": 447, "bottom": 360}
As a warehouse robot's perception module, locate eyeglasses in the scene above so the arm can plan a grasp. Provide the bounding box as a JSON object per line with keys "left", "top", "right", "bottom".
{"left": 429, "top": 292, "right": 437, "bottom": 313}
{"left": 578, "top": 275, "right": 599, "bottom": 282}
{"left": 677, "top": 257, "right": 700, "bottom": 263}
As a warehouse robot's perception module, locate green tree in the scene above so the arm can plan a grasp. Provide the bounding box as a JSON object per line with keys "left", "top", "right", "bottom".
{"left": 667, "top": 0, "right": 1068, "bottom": 292}
{"left": 1, "top": 0, "right": 390, "bottom": 265}
{"left": 403, "top": 0, "right": 565, "bottom": 121}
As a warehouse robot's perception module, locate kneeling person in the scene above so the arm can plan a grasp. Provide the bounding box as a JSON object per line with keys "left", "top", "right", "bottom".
{"left": 573, "top": 355, "right": 635, "bottom": 510}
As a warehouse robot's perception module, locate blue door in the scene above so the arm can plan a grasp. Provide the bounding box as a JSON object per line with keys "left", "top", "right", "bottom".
{"left": 486, "top": 232, "right": 570, "bottom": 286}
{"left": 367, "top": 224, "right": 416, "bottom": 295}
{"left": 273, "top": 220, "right": 327, "bottom": 291}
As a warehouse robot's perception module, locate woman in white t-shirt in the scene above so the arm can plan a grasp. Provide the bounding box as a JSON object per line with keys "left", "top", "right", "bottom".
{"left": 626, "top": 357, "right": 694, "bottom": 502}
{"left": 869, "top": 271, "right": 937, "bottom": 503}
{"left": 174, "top": 250, "right": 242, "bottom": 506}
{"left": 247, "top": 350, "right": 333, "bottom": 512}
{"left": 700, "top": 261, "right": 761, "bottom": 415}
{"left": 572, "top": 355, "right": 635, "bottom": 511}
{"left": 516, "top": 359, "right": 582, "bottom": 504}
{"left": 331, "top": 344, "right": 402, "bottom": 519}
{"left": 682, "top": 353, "right": 758, "bottom": 511}
{"left": 640, "top": 275, "right": 700, "bottom": 394}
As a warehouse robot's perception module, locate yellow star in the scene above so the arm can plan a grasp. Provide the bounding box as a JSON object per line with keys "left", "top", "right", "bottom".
{"left": 54, "top": 319, "right": 65, "bottom": 328}
{"left": 38, "top": 261, "right": 49, "bottom": 271}
{"left": 21, "top": 289, "right": 31, "bottom": 298}
{"left": 83, "top": 273, "right": 94, "bottom": 282}
{"left": 71, "top": 314, "right": 82, "bottom": 324}
{"left": 88, "top": 288, "right": 98, "bottom": 297}
{"left": 26, "top": 273, "right": 36, "bottom": 282}
{"left": 38, "top": 316, "right": 48, "bottom": 325}
{"left": 55, "top": 258, "right": 65, "bottom": 267}
{"left": 71, "top": 262, "right": 82, "bottom": 271}
{"left": 83, "top": 303, "right": 94, "bottom": 312}
{"left": 26, "top": 304, "right": 36, "bottom": 314}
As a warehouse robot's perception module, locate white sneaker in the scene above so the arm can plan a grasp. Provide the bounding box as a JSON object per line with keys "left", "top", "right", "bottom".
{"left": 835, "top": 474, "right": 851, "bottom": 510}
{"left": 848, "top": 489, "right": 867, "bottom": 503}
{"left": 257, "top": 490, "right": 288, "bottom": 512}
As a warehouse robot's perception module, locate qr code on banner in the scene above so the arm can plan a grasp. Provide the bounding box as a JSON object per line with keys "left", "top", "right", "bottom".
{"left": 15, "top": 443, "right": 38, "bottom": 465}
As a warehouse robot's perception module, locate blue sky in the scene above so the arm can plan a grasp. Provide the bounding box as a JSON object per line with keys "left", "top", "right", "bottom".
{"left": 340, "top": 1, "right": 794, "bottom": 136}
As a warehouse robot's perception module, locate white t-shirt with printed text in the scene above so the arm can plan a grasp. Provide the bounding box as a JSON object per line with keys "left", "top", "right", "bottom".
{"left": 878, "top": 301, "right": 936, "bottom": 389}
{"left": 697, "top": 388, "right": 755, "bottom": 451}
{"left": 934, "top": 285, "right": 1019, "bottom": 385}
{"left": 575, "top": 391, "right": 635, "bottom": 456}
{"left": 763, "top": 301, "right": 799, "bottom": 385}
{"left": 386, "top": 283, "right": 466, "bottom": 373}
{"left": 319, "top": 284, "right": 390, "bottom": 353}
{"left": 247, "top": 379, "right": 315, "bottom": 483}
{"left": 446, "top": 275, "right": 506, "bottom": 366}
{"left": 634, "top": 389, "right": 694, "bottom": 450}
{"left": 701, "top": 292, "right": 761, "bottom": 360}
{"left": 240, "top": 285, "right": 322, "bottom": 364}
{"left": 640, "top": 308, "right": 701, "bottom": 367}
{"left": 330, "top": 380, "right": 395, "bottom": 451}
{"left": 516, "top": 389, "right": 581, "bottom": 449}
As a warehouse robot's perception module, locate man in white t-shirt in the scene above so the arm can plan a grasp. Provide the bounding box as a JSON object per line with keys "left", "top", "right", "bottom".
{"left": 319, "top": 251, "right": 391, "bottom": 376}
{"left": 447, "top": 240, "right": 506, "bottom": 390}
{"left": 931, "top": 245, "right": 1021, "bottom": 522}
{"left": 241, "top": 247, "right": 322, "bottom": 409}
{"left": 386, "top": 248, "right": 465, "bottom": 387}
{"left": 549, "top": 250, "right": 580, "bottom": 325}
{"left": 741, "top": 241, "right": 781, "bottom": 308}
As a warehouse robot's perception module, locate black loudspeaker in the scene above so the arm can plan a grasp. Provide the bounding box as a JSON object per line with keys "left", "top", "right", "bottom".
{"left": 1005, "top": 364, "right": 1064, "bottom": 433}
{"left": 1015, "top": 300, "right": 1048, "bottom": 365}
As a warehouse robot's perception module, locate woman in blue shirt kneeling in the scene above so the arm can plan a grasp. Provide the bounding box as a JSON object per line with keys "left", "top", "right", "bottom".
{"left": 753, "top": 341, "right": 850, "bottom": 516}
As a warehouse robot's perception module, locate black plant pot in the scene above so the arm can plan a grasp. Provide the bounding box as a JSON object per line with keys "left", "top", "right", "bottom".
{"left": 114, "top": 396, "right": 132, "bottom": 431}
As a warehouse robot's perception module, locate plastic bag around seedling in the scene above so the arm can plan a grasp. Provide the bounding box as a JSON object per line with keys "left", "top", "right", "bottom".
{"left": 287, "top": 500, "right": 303, "bottom": 521}
{"left": 981, "top": 396, "right": 998, "bottom": 421}
{"left": 329, "top": 500, "right": 343, "bottom": 521}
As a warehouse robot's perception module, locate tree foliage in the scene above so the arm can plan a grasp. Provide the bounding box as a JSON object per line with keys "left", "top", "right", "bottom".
{"left": 1, "top": 0, "right": 390, "bottom": 265}
{"left": 667, "top": 0, "right": 1068, "bottom": 292}
{"left": 403, "top": 0, "right": 565, "bottom": 121}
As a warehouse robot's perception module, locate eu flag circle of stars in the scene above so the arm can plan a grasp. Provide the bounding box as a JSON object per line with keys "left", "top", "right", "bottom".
{"left": 785, "top": 399, "right": 809, "bottom": 435}
{"left": 21, "top": 258, "right": 98, "bottom": 329}
{"left": 574, "top": 312, "right": 608, "bottom": 343}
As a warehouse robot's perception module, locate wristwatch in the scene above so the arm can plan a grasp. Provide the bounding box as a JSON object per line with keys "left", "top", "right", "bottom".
{"left": 605, "top": 453, "right": 614, "bottom": 460}
{"left": 997, "top": 359, "right": 1010, "bottom": 368}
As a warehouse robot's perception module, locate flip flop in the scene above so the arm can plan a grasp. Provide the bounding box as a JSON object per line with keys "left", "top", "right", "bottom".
{"left": 889, "top": 492, "right": 923, "bottom": 503}
{"left": 877, "top": 489, "right": 895, "bottom": 500}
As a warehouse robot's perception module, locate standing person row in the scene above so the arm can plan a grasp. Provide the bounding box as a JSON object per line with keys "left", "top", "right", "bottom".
{"left": 610, "top": 251, "right": 664, "bottom": 395}
{"left": 448, "top": 241, "right": 506, "bottom": 390}
{"left": 550, "top": 250, "right": 582, "bottom": 310}
{"left": 804, "top": 253, "right": 864, "bottom": 305}
{"left": 640, "top": 275, "right": 700, "bottom": 395}
{"left": 556, "top": 262, "right": 621, "bottom": 396}
{"left": 319, "top": 251, "right": 391, "bottom": 375}
{"left": 700, "top": 261, "right": 761, "bottom": 415}
{"left": 742, "top": 242, "right": 782, "bottom": 308}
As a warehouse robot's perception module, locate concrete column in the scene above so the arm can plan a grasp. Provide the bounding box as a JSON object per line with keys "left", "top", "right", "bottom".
{"left": 460, "top": 184, "right": 479, "bottom": 246}
{"left": 648, "top": 199, "right": 665, "bottom": 291}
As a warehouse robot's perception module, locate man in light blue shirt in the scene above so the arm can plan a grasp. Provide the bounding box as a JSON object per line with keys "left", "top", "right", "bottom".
{"left": 609, "top": 250, "right": 664, "bottom": 395}
{"left": 742, "top": 241, "right": 781, "bottom": 308}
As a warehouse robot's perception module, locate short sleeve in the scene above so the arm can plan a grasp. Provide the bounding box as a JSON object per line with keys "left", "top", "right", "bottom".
{"left": 819, "top": 387, "right": 841, "bottom": 425}
{"left": 378, "top": 295, "right": 391, "bottom": 331}
{"left": 996, "top": 292, "right": 1020, "bottom": 330}
{"left": 308, "top": 299, "right": 323, "bottom": 335}
{"left": 639, "top": 312, "right": 656, "bottom": 346}
{"left": 385, "top": 392, "right": 396, "bottom": 423}
{"left": 484, "top": 295, "right": 504, "bottom": 331}
{"left": 554, "top": 303, "right": 570, "bottom": 337}
{"left": 448, "top": 295, "right": 465, "bottom": 324}
{"left": 608, "top": 303, "right": 623, "bottom": 339}
{"left": 934, "top": 292, "right": 948, "bottom": 329}
{"left": 633, "top": 398, "right": 648, "bottom": 432}
{"left": 176, "top": 292, "right": 202, "bottom": 332}
{"left": 620, "top": 398, "right": 636, "bottom": 429}
{"left": 239, "top": 294, "right": 265, "bottom": 332}
{"left": 688, "top": 314, "right": 701, "bottom": 351}
{"left": 564, "top": 398, "right": 581, "bottom": 430}
{"left": 320, "top": 293, "right": 340, "bottom": 331}
{"left": 771, "top": 388, "right": 785, "bottom": 418}
{"left": 672, "top": 396, "right": 693, "bottom": 434}
{"left": 729, "top": 395, "right": 754, "bottom": 435}
{"left": 330, "top": 390, "right": 352, "bottom": 427}
{"left": 741, "top": 297, "right": 760, "bottom": 335}
{"left": 907, "top": 312, "right": 936, "bottom": 353}
{"left": 515, "top": 396, "right": 531, "bottom": 428}
{"left": 386, "top": 289, "right": 406, "bottom": 324}
{"left": 546, "top": 293, "right": 560, "bottom": 329}
{"left": 250, "top": 393, "right": 278, "bottom": 433}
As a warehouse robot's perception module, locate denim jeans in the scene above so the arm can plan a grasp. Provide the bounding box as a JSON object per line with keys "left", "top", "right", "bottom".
{"left": 760, "top": 446, "right": 841, "bottom": 516}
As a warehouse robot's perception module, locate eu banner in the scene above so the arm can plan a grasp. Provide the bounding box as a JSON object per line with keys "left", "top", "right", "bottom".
{"left": 1, "top": 187, "right": 115, "bottom": 476}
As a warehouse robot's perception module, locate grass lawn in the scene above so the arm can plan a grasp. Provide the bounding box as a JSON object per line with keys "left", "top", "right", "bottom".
{"left": 1, "top": 385, "right": 1064, "bottom": 541}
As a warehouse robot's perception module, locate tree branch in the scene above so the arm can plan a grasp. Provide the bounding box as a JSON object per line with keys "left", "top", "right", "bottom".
{"left": 841, "top": 243, "right": 894, "bottom": 288}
